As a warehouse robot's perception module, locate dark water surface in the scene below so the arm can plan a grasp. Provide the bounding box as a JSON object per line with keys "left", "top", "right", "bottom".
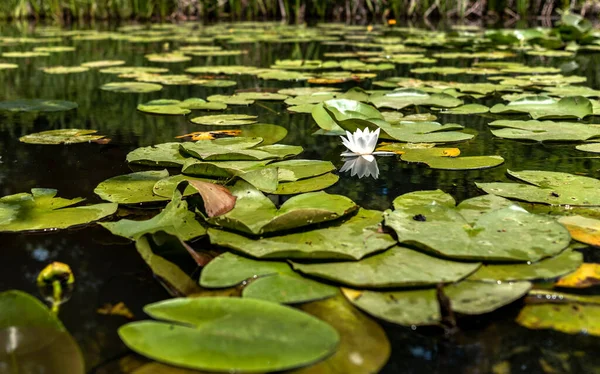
{"left": 1, "top": 22, "right": 600, "bottom": 373}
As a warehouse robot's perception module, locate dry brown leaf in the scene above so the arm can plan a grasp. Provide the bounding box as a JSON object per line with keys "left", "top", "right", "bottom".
{"left": 97, "top": 302, "right": 134, "bottom": 319}
{"left": 188, "top": 180, "right": 236, "bottom": 217}
{"left": 555, "top": 263, "right": 600, "bottom": 288}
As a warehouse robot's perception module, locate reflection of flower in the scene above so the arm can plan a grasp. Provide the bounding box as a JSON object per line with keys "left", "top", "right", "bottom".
{"left": 340, "top": 127, "right": 393, "bottom": 162}
{"left": 340, "top": 156, "right": 380, "bottom": 179}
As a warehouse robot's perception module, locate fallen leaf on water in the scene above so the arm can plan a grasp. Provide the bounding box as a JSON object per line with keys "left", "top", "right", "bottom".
{"left": 97, "top": 302, "right": 134, "bottom": 319}
{"left": 188, "top": 180, "right": 237, "bottom": 217}
{"left": 555, "top": 263, "right": 600, "bottom": 288}
{"left": 176, "top": 130, "right": 241, "bottom": 141}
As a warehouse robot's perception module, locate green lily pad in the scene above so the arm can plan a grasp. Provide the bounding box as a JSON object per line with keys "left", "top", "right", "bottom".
{"left": 99, "top": 66, "right": 169, "bottom": 75}
{"left": 291, "top": 246, "right": 481, "bottom": 288}
{"left": 411, "top": 66, "right": 501, "bottom": 75}
{"left": 145, "top": 53, "right": 191, "bottom": 63}
{"left": 208, "top": 181, "right": 357, "bottom": 235}
{"left": 152, "top": 175, "right": 221, "bottom": 198}
{"left": 33, "top": 46, "right": 75, "bottom": 53}
{"left": 0, "top": 63, "right": 18, "bottom": 70}
{"left": 41, "top": 66, "right": 89, "bottom": 74}
{"left": 401, "top": 150, "right": 504, "bottom": 170}
{"left": 182, "top": 159, "right": 272, "bottom": 178}
{"left": 0, "top": 290, "right": 85, "bottom": 374}
{"left": 369, "top": 89, "right": 463, "bottom": 110}
{"left": 543, "top": 86, "right": 600, "bottom": 98}
{"left": 576, "top": 143, "right": 600, "bottom": 153}
{"left": 274, "top": 172, "right": 339, "bottom": 194}
{"left": 278, "top": 87, "right": 340, "bottom": 96}
{"left": 468, "top": 249, "right": 583, "bottom": 282}
{"left": 94, "top": 170, "right": 171, "bottom": 204}
{"left": 0, "top": 188, "right": 117, "bottom": 232}
{"left": 0, "top": 99, "right": 77, "bottom": 112}
{"left": 80, "top": 60, "right": 125, "bottom": 68}
{"left": 2, "top": 51, "right": 50, "bottom": 58}
{"left": 208, "top": 208, "right": 395, "bottom": 260}
{"left": 444, "top": 280, "right": 532, "bottom": 314}
{"left": 137, "top": 99, "right": 191, "bottom": 115}
{"left": 180, "top": 137, "right": 302, "bottom": 161}
{"left": 19, "top": 129, "right": 106, "bottom": 144}
{"left": 477, "top": 169, "right": 600, "bottom": 206}
{"left": 185, "top": 65, "right": 264, "bottom": 75}
{"left": 200, "top": 252, "right": 337, "bottom": 304}
{"left": 118, "top": 297, "right": 339, "bottom": 372}
{"left": 490, "top": 96, "right": 593, "bottom": 119}
{"left": 190, "top": 114, "right": 257, "bottom": 126}
{"left": 516, "top": 303, "right": 600, "bottom": 337}
{"left": 342, "top": 288, "right": 440, "bottom": 326}
{"left": 384, "top": 191, "right": 570, "bottom": 262}
{"left": 440, "top": 103, "right": 490, "bottom": 114}
{"left": 234, "top": 92, "right": 289, "bottom": 101}
{"left": 101, "top": 82, "right": 163, "bottom": 93}
{"left": 100, "top": 187, "right": 206, "bottom": 241}
{"left": 207, "top": 94, "right": 255, "bottom": 105}
{"left": 488, "top": 120, "right": 600, "bottom": 142}
{"left": 127, "top": 143, "right": 188, "bottom": 167}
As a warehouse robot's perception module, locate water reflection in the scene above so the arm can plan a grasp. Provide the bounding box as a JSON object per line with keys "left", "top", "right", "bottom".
{"left": 340, "top": 155, "right": 396, "bottom": 179}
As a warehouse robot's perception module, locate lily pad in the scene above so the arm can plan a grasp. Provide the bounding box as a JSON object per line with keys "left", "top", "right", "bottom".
{"left": 490, "top": 96, "right": 593, "bottom": 119}
{"left": 342, "top": 288, "right": 441, "bottom": 326}
{"left": 440, "top": 103, "right": 490, "bottom": 114}
{"left": 207, "top": 208, "right": 395, "bottom": 260}
{"left": 19, "top": 129, "right": 106, "bottom": 144}
{"left": 401, "top": 150, "right": 504, "bottom": 170}
{"left": 369, "top": 89, "right": 463, "bottom": 110}
{"left": 0, "top": 99, "right": 77, "bottom": 112}
{"left": 41, "top": 66, "right": 89, "bottom": 74}
{"left": 81, "top": 60, "right": 125, "bottom": 68}
{"left": 555, "top": 263, "right": 600, "bottom": 288}
{"left": 468, "top": 249, "right": 583, "bottom": 282}
{"left": 489, "top": 120, "right": 600, "bottom": 142}
{"left": 558, "top": 215, "right": 600, "bottom": 246}
{"left": 100, "top": 188, "right": 206, "bottom": 241}
{"left": 291, "top": 246, "right": 481, "bottom": 288}
{"left": 385, "top": 190, "right": 570, "bottom": 262}
{"left": 444, "top": 280, "right": 532, "bottom": 314}
{"left": 94, "top": 170, "right": 171, "bottom": 204}
{"left": 127, "top": 143, "right": 189, "bottom": 167}
{"left": 274, "top": 172, "right": 339, "bottom": 194}
{"left": 0, "top": 188, "right": 117, "bottom": 232}
{"left": 101, "top": 82, "right": 163, "bottom": 93}
{"left": 182, "top": 159, "right": 272, "bottom": 178}
{"left": 576, "top": 143, "right": 600, "bottom": 153}
{"left": 516, "top": 303, "right": 600, "bottom": 337}
{"left": 118, "top": 297, "right": 339, "bottom": 372}
{"left": 0, "top": 290, "right": 85, "bottom": 374}
{"left": 190, "top": 114, "right": 258, "bottom": 126}
{"left": 477, "top": 169, "right": 600, "bottom": 206}
{"left": 200, "top": 252, "right": 337, "bottom": 304}
{"left": 180, "top": 137, "right": 302, "bottom": 161}
{"left": 145, "top": 53, "right": 191, "bottom": 63}
{"left": 207, "top": 181, "right": 357, "bottom": 235}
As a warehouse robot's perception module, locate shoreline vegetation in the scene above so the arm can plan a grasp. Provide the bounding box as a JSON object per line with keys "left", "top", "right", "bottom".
{"left": 2, "top": 0, "right": 600, "bottom": 24}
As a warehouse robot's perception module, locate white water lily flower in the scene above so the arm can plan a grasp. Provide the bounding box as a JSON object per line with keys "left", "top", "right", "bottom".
{"left": 340, "top": 127, "right": 393, "bottom": 162}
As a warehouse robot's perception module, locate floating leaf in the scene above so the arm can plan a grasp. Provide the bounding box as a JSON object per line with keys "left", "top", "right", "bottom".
{"left": 208, "top": 181, "right": 357, "bottom": 235}
{"left": 555, "top": 264, "right": 600, "bottom": 288}
{"left": 19, "top": 129, "right": 106, "bottom": 144}
{"left": 369, "top": 89, "right": 463, "bottom": 110}
{"left": 477, "top": 169, "right": 600, "bottom": 206}
{"left": 127, "top": 143, "right": 189, "bottom": 167}
{"left": 180, "top": 137, "right": 302, "bottom": 161}
{"left": 178, "top": 124, "right": 287, "bottom": 145}
{"left": 516, "top": 303, "right": 600, "bottom": 337}
{"left": 95, "top": 170, "right": 171, "bottom": 204}
{"left": 0, "top": 290, "right": 85, "bottom": 373}
{"left": 401, "top": 149, "right": 504, "bottom": 170}
{"left": 0, "top": 188, "right": 117, "bottom": 232}
{"left": 208, "top": 208, "right": 395, "bottom": 260}
{"left": 41, "top": 66, "right": 89, "bottom": 74}
{"left": 101, "top": 82, "right": 163, "bottom": 93}
{"left": 190, "top": 114, "right": 258, "bottom": 126}
{"left": 81, "top": 60, "right": 125, "bottom": 68}
{"left": 468, "top": 249, "right": 583, "bottom": 282}
{"left": 558, "top": 215, "right": 600, "bottom": 246}
{"left": 0, "top": 99, "right": 77, "bottom": 112}
{"left": 291, "top": 246, "right": 481, "bottom": 288}
{"left": 490, "top": 96, "right": 593, "bottom": 120}
{"left": 119, "top": 297, "right": 339, "bottom": 372}
{"left": 342, "top": 288, "right": 441, "bottom": 326}
{"left": 444, "top": 280, "right": 532, "bottom": 314}
{"left": 576, "top": 143, "right": 600, "bottom": 153}
{"left": 384, "top": 191, "right": 570, "bottom": 261}
{"left": 293, "top": 295, "right": 391, "bottom": 374}
{"left": 440, "top": 103, "right": 490, "bottom": 114}
{"left": 200, "top": 252, "right": 337, "bottom": 304}
{"left": 100, "top": 188, "right": 206, "bottom": 241}
{"left": 188, "top": 180, "right": 236, "bottom": 217}
{"left": 489, "top": 120, "right": 600, "bottom": 142}
{"left": 274, "top": 173, "right": 339, "bottom": 195}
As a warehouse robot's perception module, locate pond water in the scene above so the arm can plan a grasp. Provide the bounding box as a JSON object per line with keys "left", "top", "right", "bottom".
{"left": 1, "top": 20, "right": 600, "bottom": 373}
